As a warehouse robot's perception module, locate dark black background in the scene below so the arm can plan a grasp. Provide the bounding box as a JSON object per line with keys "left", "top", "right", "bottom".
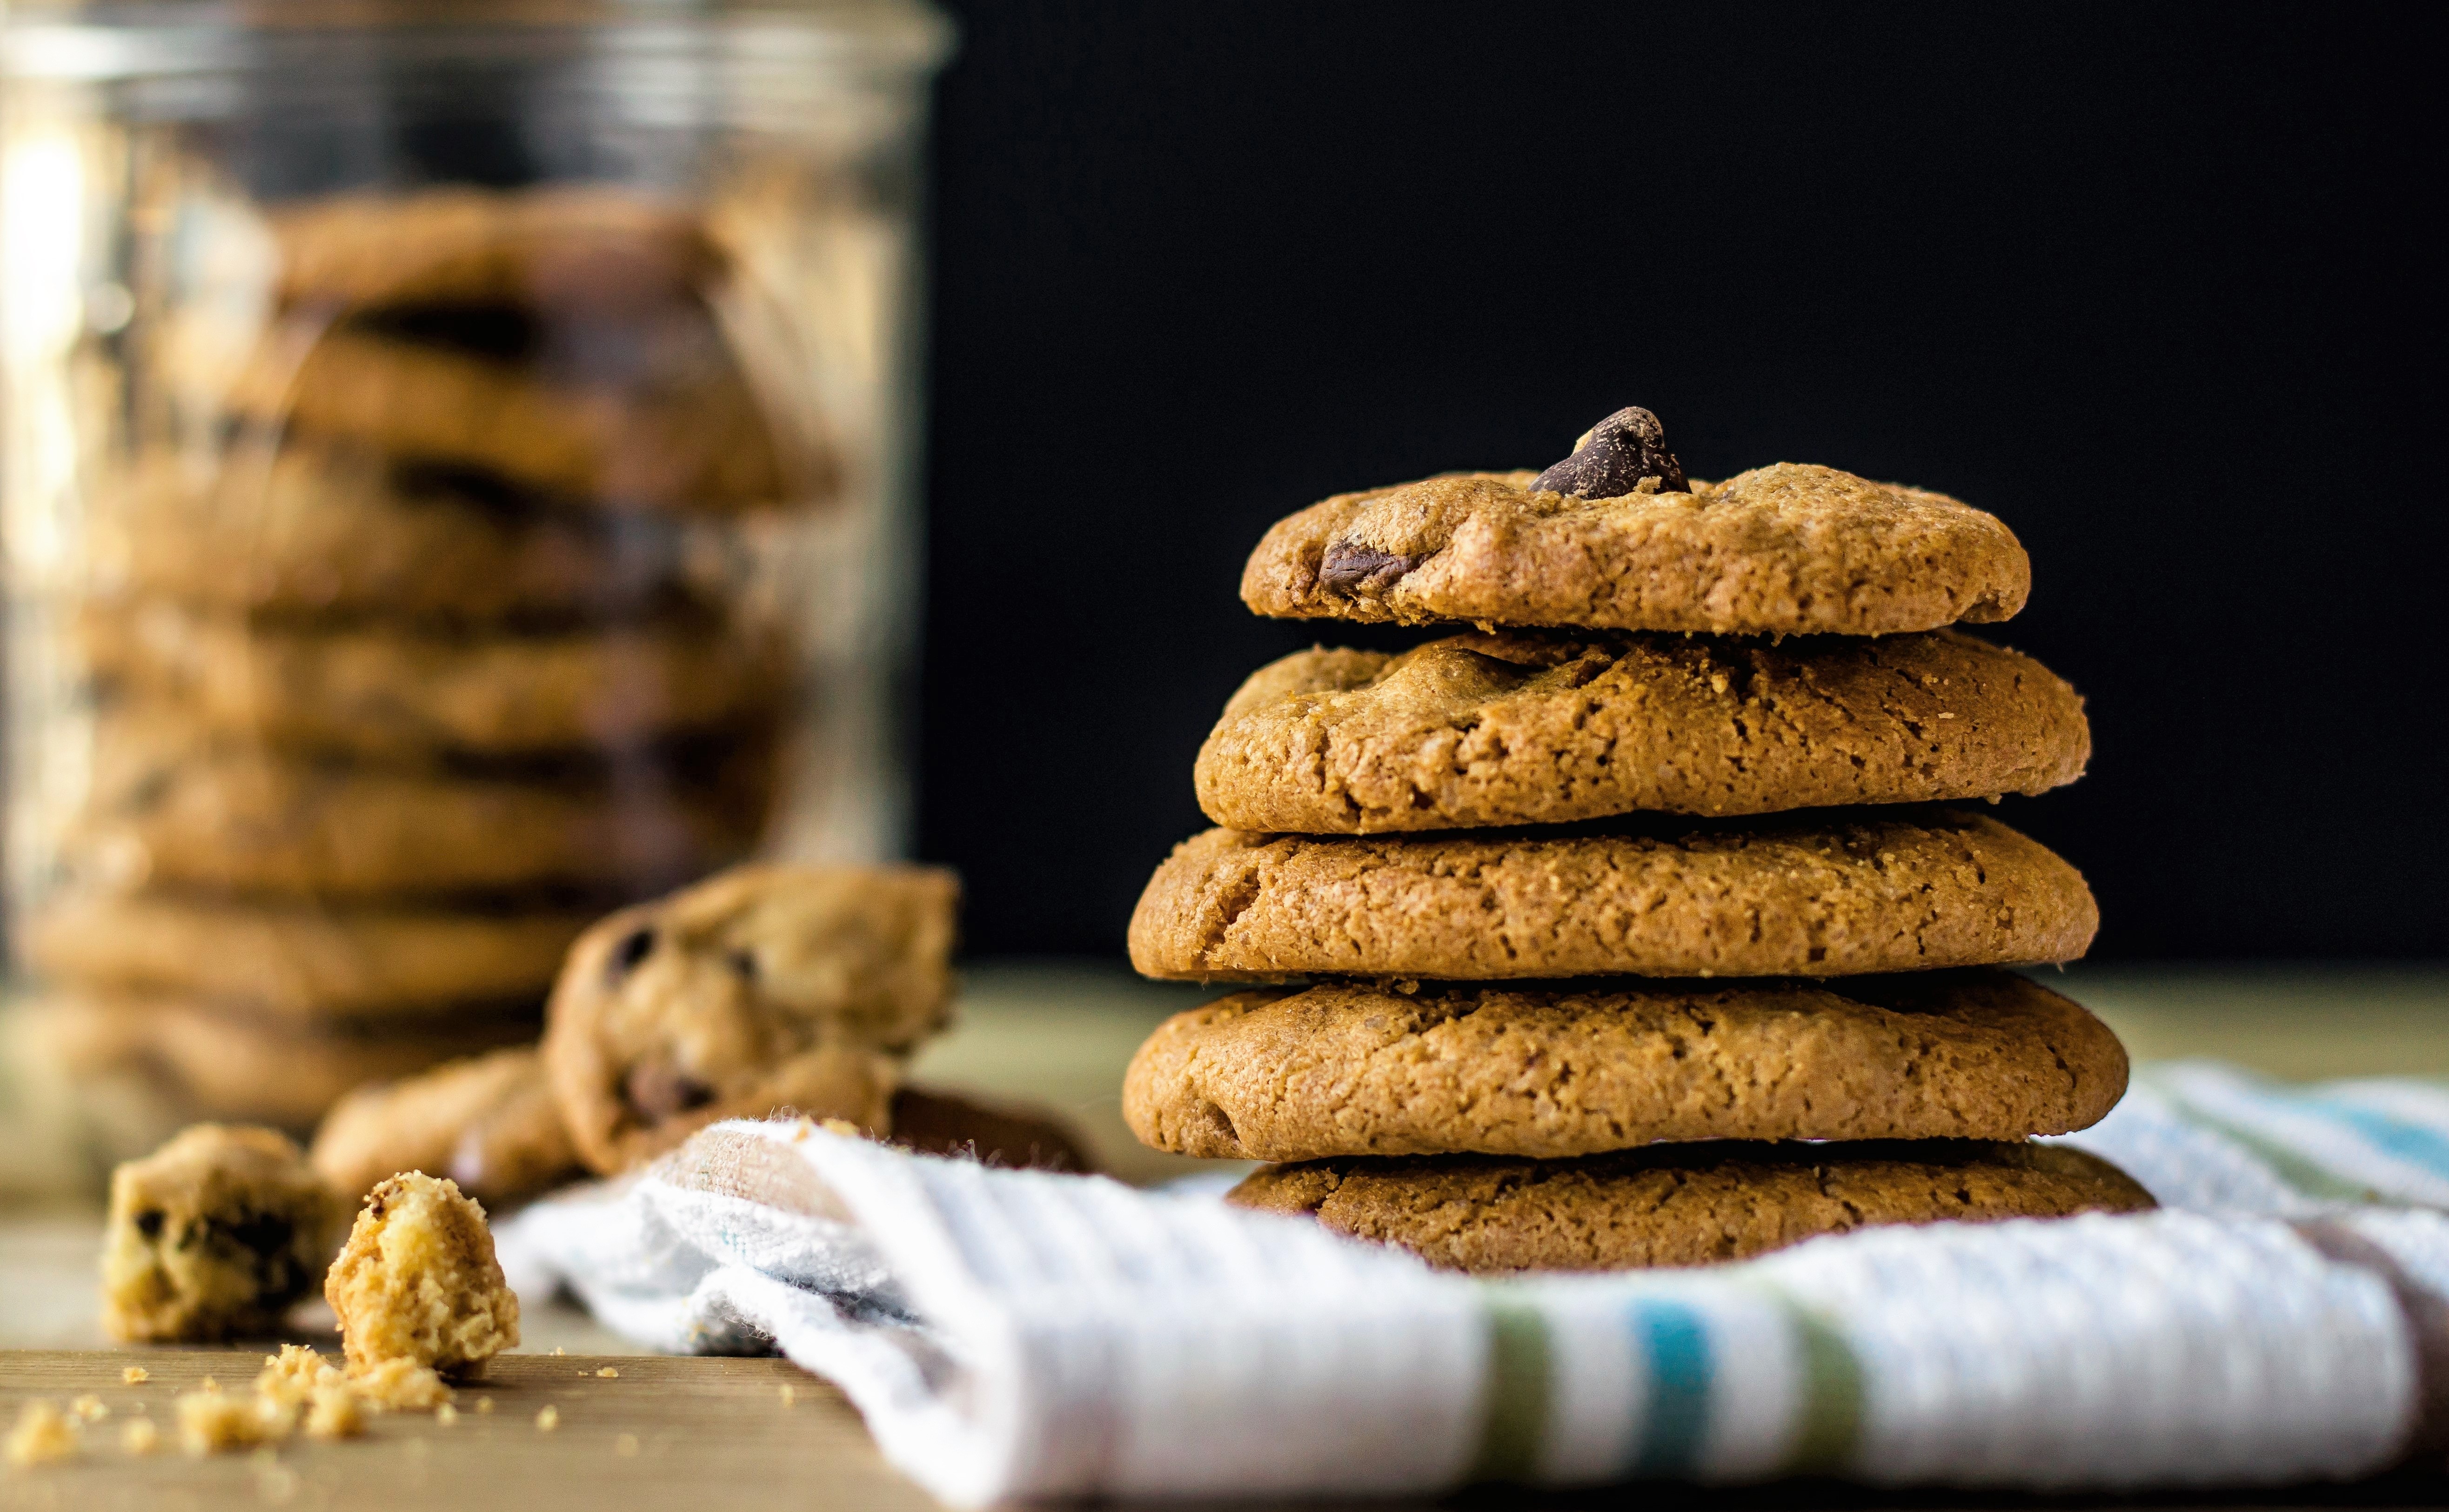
{"left": 914, "top": 2, "right": 2447, "bottom": 961}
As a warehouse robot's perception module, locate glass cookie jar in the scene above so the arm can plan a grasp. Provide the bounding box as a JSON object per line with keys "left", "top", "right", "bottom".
{"left": 0, "top": 0, "right": 951, "bottom": 1176}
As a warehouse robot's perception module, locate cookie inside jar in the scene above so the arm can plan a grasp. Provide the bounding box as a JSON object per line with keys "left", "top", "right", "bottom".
{"left": 28, "top": 178, "right": 869, "bottom": 1156}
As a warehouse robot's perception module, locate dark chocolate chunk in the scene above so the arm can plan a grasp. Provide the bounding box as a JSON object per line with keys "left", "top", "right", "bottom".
{"left": 1529, "top": 406, "right": 1688, "bottom": 498}
{"left": 1320, "top": 542, "right": 1425, "bottom": 597}
{"left": 624, "top": 1060, "right": 716, "bottom": 1122}
{"left": 221, "top": 1210, "right": 296, "bottom": 1260}
{"left": 608, "top": 926, "right": 657, "bottom": 983}
{"left": 134, "top": 1209, "right": 165, "bottom": 1241}
{"left": 725, "top": 947, "right": 759, "bottom": 981}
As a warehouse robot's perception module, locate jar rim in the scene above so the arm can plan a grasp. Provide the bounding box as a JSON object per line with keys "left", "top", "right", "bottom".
{"left": 3, "top": 0, "right": 955, "bottom": 82}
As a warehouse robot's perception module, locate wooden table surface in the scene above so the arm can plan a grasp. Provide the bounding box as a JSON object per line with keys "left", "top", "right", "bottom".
{"left": 4, "top": 961, "right": 2447, "bottom": 1510}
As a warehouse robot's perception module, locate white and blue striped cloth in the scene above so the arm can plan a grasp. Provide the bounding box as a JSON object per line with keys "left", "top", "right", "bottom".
{"left": 498, "top": 1060, "right": 2449, "bottom": 1506}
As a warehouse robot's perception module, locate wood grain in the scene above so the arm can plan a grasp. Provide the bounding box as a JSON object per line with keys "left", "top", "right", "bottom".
{"left": 0, "top": 1349, "right": 935, "bottom": 1512}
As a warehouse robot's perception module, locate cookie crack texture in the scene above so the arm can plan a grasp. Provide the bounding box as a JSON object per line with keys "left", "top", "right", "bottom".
{"left": 1193, "top": 629, "right": 2088, "bottom": 836}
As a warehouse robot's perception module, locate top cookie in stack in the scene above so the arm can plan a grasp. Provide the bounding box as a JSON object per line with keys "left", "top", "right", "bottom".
{"left": 1123, "top": 407, "right": 2144, "bottom": 1273}
{"left": 25, "top": 187, "right": 821, "bottom": 1143}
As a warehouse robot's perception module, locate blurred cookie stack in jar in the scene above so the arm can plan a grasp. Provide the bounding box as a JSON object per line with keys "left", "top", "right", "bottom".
{"left": 0, "top": 4, "right": 953, "bottom": 1197}
{"left": 1124, "top": 407, "right": 2156, "bottom": 1272}
{"left": 18, "top": 188, "right": 820, "bottom": 1150}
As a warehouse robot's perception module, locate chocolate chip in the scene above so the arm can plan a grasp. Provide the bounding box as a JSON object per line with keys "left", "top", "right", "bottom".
{"left": 724, "top": 947, "right": 758, "bottom": 981}
{"left": 624, "top": 1061, "right": 716, "bottom": 1122}
{"left": 1529, "top": 406, "right": 1688, "bottom": 498}
{"left": 1319, "top": 542, "right": 1424, "bottom": 597}
{"left": 220, "top": 1210, "right": 294, "bottom": 1260}
{"left": 607, "top": 926, "right": 656, "bottom": 984}
{"left": 134, "top": 1209, "right": 164, "bottom": 1241}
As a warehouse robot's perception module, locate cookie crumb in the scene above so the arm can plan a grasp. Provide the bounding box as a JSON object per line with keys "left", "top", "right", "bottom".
{"left": 199, "top": 1376, "right": 221, "bottom": 1393}
{"left": 68, "top": 1394, "right": 109, "bottom": 1423}
{"left": 121, "top": 1366, "right": 150, "bottom": 1384}
{"left": 255, "top": 1344, "right": 343, "bottom": 1405}
{"left": 535, "top": 1405, "right": 560, "bottom": 1432}
{"left": 5, "top": 1401, "right": 77, "bottom": 1467}
{"left": 120, "top": 1418, "right": 161, "bottom": 1455}
{"left": 346, "top": 1358, "right": 453, "bottom": 1412}
{"left": 595, "top": 1366, "right": 618, "bottom": 1379}
{"left": 778, "top": 1384, "right": 795, "bottom": 1406}
{"left": 302, "top": 1387, "right": 365, "bottom": 1441}
{"left": 177, "top": 1390, "right": 291, "bottom": 1455}
{"left": 473, "top": 1397, "right": 494, "bottom": 1415}
{"left": 551, "top": 1347, "right": 565, "bottom": 1357}
{"left": 614, "top": 1432, "right": 640, "bottom": 1458}
{"left": 435, "top": 1404, "right": 460, "bottom": 1427}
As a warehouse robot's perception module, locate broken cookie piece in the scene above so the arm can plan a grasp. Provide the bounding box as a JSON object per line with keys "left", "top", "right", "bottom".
{"left": 100, "top": 1124, "right": 344, "bottom": 1342}
{"left": 312, "top": 1046, "right": 581, "bottom": 1207}
{"left": 542, "top": 864, "right": 955, "bottom": 1174}
{"left": 326, "top": 1172, "right": 520, "bottom": 1380}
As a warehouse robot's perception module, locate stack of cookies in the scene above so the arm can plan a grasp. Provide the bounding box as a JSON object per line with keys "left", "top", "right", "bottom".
{"left": 22, "top": 187, "right": 819, "bottom": 1146}
{"left": 1123, "top": 407, "right": 2151, "bottom": 1272}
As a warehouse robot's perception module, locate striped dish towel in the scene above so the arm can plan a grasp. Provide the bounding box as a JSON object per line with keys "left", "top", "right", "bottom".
{"left": 496, "top": 1061, "right": 2449, "bottom": 1507}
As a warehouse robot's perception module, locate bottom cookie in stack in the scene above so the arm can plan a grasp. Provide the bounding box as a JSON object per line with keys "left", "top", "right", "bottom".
{"left": 1124, "top": 971, "right": 2147, "bottom": 1272}
{"left": 1230, "top": 1140, "right": 2154, "bottom": 1274}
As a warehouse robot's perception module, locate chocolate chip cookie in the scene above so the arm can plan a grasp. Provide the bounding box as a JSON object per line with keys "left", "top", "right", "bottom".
{"left": 30, "top": 992, "right": 535, "bottom": 1132}
{"left": 74, "top": 724, "right": 761, "bottom": 899}
{"left": 311, "top": 1047, "right": 580, "bottom": 1207}
{"left": 1129, "top": 808, "right": 2097, "bottom": 982}
{"left": 1244, "top": 420, "right": 2028, "bottom": 635}
{"left": 81, "top": 599, "right": 780, "bottom": 760}
{"left": 1123, "top": 970, "right": 2127, "bottom": 1161}
{"left": 273, "top": 185, "right": 725, "bottom": 317}
{"left": 97, "top": 443, "right": 687, "bottom": 620}
{"left": 543, "top": 864, "right": 960, "bottom": 1174}
{"left": 1229, "top": 1139, "right": 2155, "bottom": 1273}
{"left": 26, "top": 892, "right": 594, "bottom": 1021}
{"left": 100, "top": 1124, "right": 346, "bottom": 1342}
{"left": 1195, "top": 627, "right": 2088, "bottom": 833}
{"left": 230, "top": 313, "right": 794, "bottom": 512}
